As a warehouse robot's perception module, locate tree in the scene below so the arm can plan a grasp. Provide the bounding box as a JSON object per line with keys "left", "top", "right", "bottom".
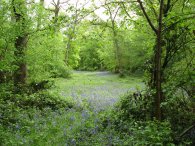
{"left": 12, "top": 0, "right": 29, "bottom": 92}
{"left": 75, "top": 21, "right": 104, "bottom": 71}
{"left": 26, "top": 0, "right": 71, "bottom": 82}
{"left": 64, "top": 0, "right": 91, "bottom": 67}
{"left": 136, "top": 0, "right": 195, "bottom": 120}
{"left": 104, "top": 3, "right": 122, "bottom": 73}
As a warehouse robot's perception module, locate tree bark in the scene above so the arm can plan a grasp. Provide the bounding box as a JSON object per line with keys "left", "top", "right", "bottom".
{"left": 37, "top": 0, "right": 44, "bottom": 29}
{"left": 154, "top": 0, "right": 164, "bottom": 120}
{"left": 112, "top": 23, "right": 121, "bottom": 73}
{"left": 64, "top": 0, "right": 79, "bottom": 65}
{"left": 14, "top": 36, "right": 28, "bottom": 86}
{"left": 0, "top": 55, "right": 5, "bottom": 83}
{"left": 52, "top": 0, "right": 60, "bottom": 32}
{"left": 106, "top": 5, "right": 121, "bottom": 73}
{"left": 137, "top": 0, "right": 164, "bottom": 120}
{"left": 12, "top": 0, "right": 28, "bottom": 92}
{"left": 65, "top": 33, "right": 73, "bottom": 65}
{"left": 0, "top": 71, "right": 5, "bottom": 83}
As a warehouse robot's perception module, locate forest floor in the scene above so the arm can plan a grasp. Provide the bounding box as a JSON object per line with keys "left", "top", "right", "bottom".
{"left": 2, "top": 71, "right": 145, "bottom": 145}
{"left": 52, "top": 71, "right": 144, "bottom": 111}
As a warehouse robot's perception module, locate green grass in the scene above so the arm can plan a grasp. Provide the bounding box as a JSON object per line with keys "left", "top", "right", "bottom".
{"left": 55, "top": 71, "right": 143, "bottom": 87}
{"left": 51, "top": 71, "right": 144, "bottom": 110}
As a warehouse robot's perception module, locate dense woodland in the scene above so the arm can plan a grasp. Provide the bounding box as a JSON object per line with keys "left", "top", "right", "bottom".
{"left": 0, "top": 0, "right": 195, "bottom": 145}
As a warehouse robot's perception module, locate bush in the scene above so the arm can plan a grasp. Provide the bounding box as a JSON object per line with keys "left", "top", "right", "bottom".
{"left": 29, "top": 79, "right": 54, "bottom": 92}
{"left": 0, "top": 90, "right": 76, "bottom": 128}
{"left": 96, "top": 110, "right": 174, "bottom": 145}
{"left": 50, "top": 65, "right": 72, "bottom": 78}
{"left": 12, "top": 91, "right": 75, "bottom": 110}
{"left": 122, "top": 121, "right": 174, "bottom": 145}
{"left": 0, "top": 103, "right": 97, "bottom": 145}
{"left": 113, "top": 91, "right": 153, "bottom": 123}
{"left": 106, "top": 90, "right": 195, "bottom": 145}
{"left": 161, "top": 95, "right": 195, "bottom": 141}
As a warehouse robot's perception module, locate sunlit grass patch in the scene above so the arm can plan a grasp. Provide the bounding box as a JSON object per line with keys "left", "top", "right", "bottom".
{"left": 52, "top": 71, "right": 144, "bottom": 110}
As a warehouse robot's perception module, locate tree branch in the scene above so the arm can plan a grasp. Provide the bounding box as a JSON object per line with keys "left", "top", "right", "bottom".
{"left": 137, "top": 0, "right": 157, "bottom": 34}
{"left": 148, "top": 0, "right": 158, "bottom": 20}
{"left": 179, "top": 124, "right": 195, "bottom": 138}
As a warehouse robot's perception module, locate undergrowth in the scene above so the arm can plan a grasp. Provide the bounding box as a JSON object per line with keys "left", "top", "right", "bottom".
{"left": 1, "top": 89, "right": 194, "bottom": 145}
{"left": 0, "top": 72, "right": 194, "bottom": 145}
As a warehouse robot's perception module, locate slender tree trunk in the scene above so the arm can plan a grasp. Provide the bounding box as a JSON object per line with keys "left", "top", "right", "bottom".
{"left": 65, "top": 24, "right": 76, "bottom": 65}
{"left": 107, "top": 5, "right": 121, "bottom": 73}
{"left": 65, "top": 34, "right": 73, "bottom": 65}
{"left": 65, "top": 3, "right": 78, "bottom": 66}
{"left": 154, "top": 0, "right": 164, "bottom": 120}
{"left": 137, "top": 0, "right": 164, "bottom": 120}
{"left": 40, "top": 0, "right": 44, "bottom": 6}
{"left": 37, "top": 0, "right": 44, "bottom": 28}
{"left": 53, "top": 0, "right": 60, "bottom": 32}
{"left": 112, "top": 26, "right": 121, "bottom": 73}
{"left": 0, "top": 71, "right": 5, "bottom": 83}
{"left": 0, "top": 55, "right": 5, "bottom": 83}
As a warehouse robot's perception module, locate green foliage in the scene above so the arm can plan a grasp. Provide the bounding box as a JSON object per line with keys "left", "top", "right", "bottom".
{"left": 0, "top": 98, "right": 174, "bottom": 146}
{"left": 51, "top": 65, "right": 72, "bottom": 78}
{"left": 108, "top": 90, "right": 195, "bottom": 144}
{"left": 0, "top": 1, "right": 16, "bottom": 79}
{"left": 0, "top": 91, "right": 75, "bottom": 113}
{"left": 24, "top": 91, "right": 75, "bottom": 110}
{"left": 0, "top": 90, "right": 78, "bottom": 145}
{"left": 0, "top": 0, "right": 195, "bottom": 145}
{"left": 113, "top": 91, "right": 152, "bottom": 122}
{"left": 0, "top": 90, "right": 94, "bottom": 145}
{"left": 124, "top": 121, "right": 173, "bottom": 145}
{"left": 162, "top": 95, "right": 195, "bottom": 136}
{"left": 76, "top": 26, "right": 104, "bottom": 71}
{"left": 96, "top": 110, "right": 174, "bottom": 145}
{"left": 75, "top": 19, "right": 154, "bottom": 74}
{"left": 63, "top": 33, "right": 80, "bottom": 68}
{"left": 0, "top": 108, "right": 88, "bottom": 145}
{"left": 27, "top": 32, "right": 71, "bottom": 82}
{"left": 162, "top": 14, "right": 195, "bottom": 99}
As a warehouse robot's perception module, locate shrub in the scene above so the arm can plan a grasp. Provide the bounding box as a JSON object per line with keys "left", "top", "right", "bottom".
{"left": 122, "top": 121, "right": 174, "bottom": 145}
{"left": 0, "top": 90, "right": 76, "bottom": 129}
{"left": 113, "top": 91, "right": 153, "bottom": 123}
{"left": 50, "top": 65, "right": 72, "bottom": 78}
{"left": 96, "top": 110, "right": 174, "bottom": 145}
{"left": 0, "top": 104, "right": 97, "bottom": 145}
{"left": 12, "top": 91, "right": 75, "bottom": 110}
{"left": 107, "top": 90, "right": 195, "bottom": 145}
{"left": 28, "top": 79, "right": 54, "bottom": 93}
{"left": 161, "top": 95, "right": 195, "bottom": 142}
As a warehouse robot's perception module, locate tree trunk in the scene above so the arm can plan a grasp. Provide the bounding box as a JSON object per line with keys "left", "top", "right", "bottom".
{"left": 107, "top": 5, "right": 121, "bottom": 73}
{"left": 14, "top": 36, "right": 28, "bottom": 86}
{"left": 137, "top": 0, "right": 164, "bottom": 120}
{"left": 153, "top": 0, "right": 164, "bottom": 120}
{"left": 0, "top": 55, "right": 5, "bottom": 83}
{"left": 12, "top": 0, "right": 27, "bottom": 92}
{"left": 0, "top": 71, "right": 5, "bottom": 83}
{"left": 65, "top": 34, "right": 73, "bottom": 65}
{"left": 112, "top": 27, "right": 121, "bottom": 73}
{"left": 53, "top": 0, "right": 60, "bottom": 32}
{"left": 65, "top": 1, "right": 79, "bottom": 66}
{"left": 37, "top": 0, "right": 44, "bottom": 28}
